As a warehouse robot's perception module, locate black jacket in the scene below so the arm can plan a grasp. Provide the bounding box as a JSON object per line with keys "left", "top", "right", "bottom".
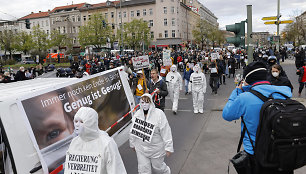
{"left": 148, "top": 77, "right": 168, "bottom": 110}
{"left": 267, "top": 74, "right": 293, "bottom": 91}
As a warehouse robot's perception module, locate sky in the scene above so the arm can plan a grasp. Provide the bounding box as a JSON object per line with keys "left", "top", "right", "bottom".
{"left": 0, "top": 0, "right": 305, "bottom": 34}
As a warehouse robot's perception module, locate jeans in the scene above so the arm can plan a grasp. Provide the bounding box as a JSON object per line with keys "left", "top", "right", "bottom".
{"left": 184, "top": 79, "right": 189, "bottom": 93}
{"left": 135, "top": 95, "right": 142, "bottom": 105}
{"left": 209, "top": 76, "right": 219, "bottom": 93}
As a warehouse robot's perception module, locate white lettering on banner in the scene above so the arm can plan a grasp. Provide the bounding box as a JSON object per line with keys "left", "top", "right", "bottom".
{"left": 130, "top": 118, "right": 156, "bottom": 143}
{"left": 211, "top": 53, "right": 220, "bottom": 60}
{"left": 132, "top": 56, "right": 150, "bottom": 70}
{"left": 64, "top": 151, "right": 102, "bottom": 174}
{"left": 193, "top": 76, "right": 203, "bottom": 85}
{"left": 163, "top": 50, "right": 172, "bottom": 66}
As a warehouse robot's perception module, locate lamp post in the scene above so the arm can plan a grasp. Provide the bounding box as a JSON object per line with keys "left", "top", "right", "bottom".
{"left": 120, "top": 0, "right": 124, "bottom": 55}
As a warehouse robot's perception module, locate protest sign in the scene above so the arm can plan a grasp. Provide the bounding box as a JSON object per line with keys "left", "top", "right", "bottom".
{"left": 130, "top": 118, "right": 156, "bottom": 143}
{"left": 163, "top": 50, "right": 172, "bottom": 66}
{"left": 211, "top": 53, "right": 220, "bottom": 60}
{"left": 132, "top": 55, "right": 150, "bottom": 70}
{"left": 64, "top": 151, "right": 102, "bottom": 174}
{"left": 18, "top": 68, "right": 133, "bottom": 171}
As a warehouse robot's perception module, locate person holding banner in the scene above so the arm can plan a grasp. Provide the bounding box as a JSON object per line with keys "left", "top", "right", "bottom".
{"left": 134, "top": 70, "right": 149, "bottom": 105}
{"left": 129, "top": 94, "right": 173, "bottom": 174}
{"left": 65, "top": 107, "right": 127, "bottom": 174}
{"left": 188, "top": 64, "right": 207, "bottom": 114}
{"left": 166, "top": 65, "right": 183, "bottom": 115}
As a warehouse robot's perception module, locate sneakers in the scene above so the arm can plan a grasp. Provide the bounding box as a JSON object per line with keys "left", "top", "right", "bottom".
{"left": 194, "top": 110, "right": 198, "bottom": 114}
{"left": 199, "top": 109, "right": 203, "bottom": 114}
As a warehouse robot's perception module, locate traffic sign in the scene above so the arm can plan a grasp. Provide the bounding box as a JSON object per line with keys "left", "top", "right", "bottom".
{"left": 264, "top": 21, "right": 277, "bottom": 25}
{"left": 279, "top": 20, "right": 293, "bottom": 24}
{"left": 262, "top": 16, "right": 277, "bottom": 20}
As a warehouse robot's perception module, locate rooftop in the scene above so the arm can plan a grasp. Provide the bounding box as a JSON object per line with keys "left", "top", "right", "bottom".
{"left": 19, "top": 11, "right": 49, "bottom": 20}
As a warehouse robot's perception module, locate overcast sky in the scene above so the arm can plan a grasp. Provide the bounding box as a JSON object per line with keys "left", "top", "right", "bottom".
{"left": 0, "top": 0, "right": 305, "bottom": 34}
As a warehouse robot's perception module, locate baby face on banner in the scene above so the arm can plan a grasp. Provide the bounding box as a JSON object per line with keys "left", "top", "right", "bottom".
{"left": 74, "top": 117, "right": 84, "bottom": 135}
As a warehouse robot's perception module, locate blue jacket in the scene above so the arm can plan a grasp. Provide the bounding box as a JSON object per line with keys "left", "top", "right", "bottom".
{"left": 222, "top": 83, "right": 292, "bottom": 155}
{"left": 183, "top": 69, "right": 193, "bottom": 81}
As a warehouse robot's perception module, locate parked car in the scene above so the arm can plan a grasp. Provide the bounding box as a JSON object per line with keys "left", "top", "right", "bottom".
{"left": 22, "top": 59, "right": 35, "bottom": 64}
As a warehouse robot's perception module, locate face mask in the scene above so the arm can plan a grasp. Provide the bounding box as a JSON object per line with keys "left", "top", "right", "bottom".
{"left": 140, "top": 99, "right": 150, "bottom": 111}
{"left": 74, "top": 117, "right": 84, "bottom": 135}
{"left": 171, "top": 67, "right": 176, "bottom": 72}
{"left": 272, "top": 72, "right": 279, "bottom": 77}
{"left": 193, "top": 67, "right": 199, "bottom": 72}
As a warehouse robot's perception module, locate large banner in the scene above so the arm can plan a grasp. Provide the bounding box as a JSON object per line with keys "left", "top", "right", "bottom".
{"left": 19, "top": 69, "right": 132, "bottom": 172}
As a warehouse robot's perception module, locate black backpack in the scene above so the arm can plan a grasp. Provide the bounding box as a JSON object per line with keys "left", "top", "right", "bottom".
{"left": 250, "top": 90, "right": 306, "bottom": 171}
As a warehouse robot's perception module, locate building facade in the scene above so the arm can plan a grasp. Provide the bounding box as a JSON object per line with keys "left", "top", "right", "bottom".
{"left": 18, "top": 11, "right": 51, "bottom": 35}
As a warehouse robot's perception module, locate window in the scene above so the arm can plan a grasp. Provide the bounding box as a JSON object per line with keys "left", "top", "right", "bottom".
{"left": 112, "top": 23, "right": 115, "bottom": 29}
{"left": 149, "top": 8, "right": 153, "bottom": 15}
{"left": 118, "top": 12, "right": 121, "bottom": 18}
{"left": 73, "top": 37, "right": 77, "bottom": 44}
{"left": 88, "top": 15, "right": 91, "bottom": 20}
{"left": 77, "top": 15, "right": 81, "bottom": 21}
{"left": 105, "top": 13, "right": 108, "bottom": 19}
{"left": 137, "top": 10, "right": 140, "bottom": 16}
{"left": 164, "top": 18, "right": 167, "bottom": 26}
{"left": 41, "top": 21, "right": 44, "bottom": 27}
{"left": 163, "top": 7, "right": 167, "bottom": 14}
{"left": 73, "top": 27, "right": 76, "bottom": 33}
{"left": 123, "top": 11, "right": 126, "bottom": 18}
{"left": 111, "top": 12, "right": 114, "bottom": 18}
{"left": 83, "top": 16, "right": 86, "bottom": 21}
{"left": 33, "top": 22, "right": 35, "bottom": 26}
{"left": 164, "top": 30, "right": 168, "bottom": 38}
{"left": 171, "top": 0, "right": 174, "bottom": 1}
{"left": 63, "top": 26, "right": 66, "bottom": 33}
{"left": 172, "top": 30, "right": 175, "bottom": 37}
{"left": 72, "top": 15, "right": 75, "bottom": 22}
{"left": 46, "top": 20, "right": 49, "bottom": 26}
{"left": 161, "top": 0, "right": 163, "bottom": 2}
{"left": 149, "top": 20, "right": 153, "bottom": 27}
{"left": 172, "top": 18, "right": 175, "bottom": 26}
{"left": 47, "top": 30, "right": 49, "bottom": 35}
{"left": 143, "top": 9, "right": 146, "bottom": 16}
{"left": 131, "top": 11, "right": 134, "bottom": 17}
{"left": 171, "top": 6, "right": 175, "bottom": 13}
{"left": 150, "top": 31, "right": 154, "bottom": 39}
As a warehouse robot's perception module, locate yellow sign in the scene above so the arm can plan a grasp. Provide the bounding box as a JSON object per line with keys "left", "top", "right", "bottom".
{"left": 279, "top": 20, "right": 294, "bottom": 24}
{"left": 262, "top": 16, "right": 277, "bottom": 20}
{"left": 264, "top": 21, "right": 277, "bottom": 25}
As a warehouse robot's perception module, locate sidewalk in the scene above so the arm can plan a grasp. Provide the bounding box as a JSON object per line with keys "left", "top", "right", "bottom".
{"left": 179, "top": 95, "right": 306, "bottom": 174}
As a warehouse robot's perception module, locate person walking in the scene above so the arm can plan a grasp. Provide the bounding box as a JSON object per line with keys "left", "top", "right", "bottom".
{"left": 130, "top": 94, "right": 173, "bottom": 174}
{"left": 133, "top": 70, "right": 149, "bottom": 105}
{"left": 147, "top": 69, "right": 168, "bottom": 111}
{"left": 166, "top": 65, "right": 183, "bottom": 115}
{"left": 223, "top": 61, "right": 293, "bottom": 174}
{"left": 209, "top": 59, "right": 219, "bottom": 94}
{"left": 183, "top": 63, "right": 193, "bottom": 95}
{"left": 297, "top": 59, "right": 306, "bottom": 97}
{"left": 188, "top": 64, "right": 207, "bottom": 114}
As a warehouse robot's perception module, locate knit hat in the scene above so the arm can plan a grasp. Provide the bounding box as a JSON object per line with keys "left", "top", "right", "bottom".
{"left": 243, "top": 61, "right": 268, "bottom": 84}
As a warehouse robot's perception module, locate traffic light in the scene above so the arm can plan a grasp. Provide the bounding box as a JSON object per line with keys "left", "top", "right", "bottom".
{"left": 226, "top": 21, "right": 245, "bottom": 48}
{"left": 25, "top": 19, "right": 31, "bottom": 29}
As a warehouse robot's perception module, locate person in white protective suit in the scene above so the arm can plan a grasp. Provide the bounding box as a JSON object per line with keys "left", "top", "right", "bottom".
{"left": 129, "top": 93, "right": 174, "bottom": 174}
{"left": 65, "top": 107, "right": 127, "bottom": 174}
{"left": 188, "top": 64, "right": 207, "bottom": 114}
{"left": 166, "top": 65, "right": 183, "bottom": 115}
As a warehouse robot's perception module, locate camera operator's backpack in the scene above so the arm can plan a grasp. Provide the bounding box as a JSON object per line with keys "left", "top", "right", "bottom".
{"left": 250, "top": 90, "right": 306, "bottom": 171}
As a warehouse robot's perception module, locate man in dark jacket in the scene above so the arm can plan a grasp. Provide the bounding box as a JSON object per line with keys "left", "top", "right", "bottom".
{"left": 15, "top": 66, "right": 28, "bottom": 81}
{"left": 146, "top": 69, "right": 168, "bottom": 111}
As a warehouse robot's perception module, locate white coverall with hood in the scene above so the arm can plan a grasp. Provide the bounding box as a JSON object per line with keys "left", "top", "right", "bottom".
{"left": 166, "top": 65, "right": 183, "bottom": 113}
{"left": 65, "top": 107, "right": 127, "bottom": 174}
{"left": 188, "top": 65, "right": 207, "bottom": 114}
{"left": 130, "top": 93, "right": 174, "bottom": 174}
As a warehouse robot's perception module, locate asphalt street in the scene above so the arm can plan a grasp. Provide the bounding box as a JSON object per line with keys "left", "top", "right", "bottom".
{"left": 119, "top": 59, "right": 306, "bottom": 174}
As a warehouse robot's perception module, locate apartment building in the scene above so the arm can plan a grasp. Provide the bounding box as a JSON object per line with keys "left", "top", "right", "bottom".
{"left": 18, "top": 11, "right": 51, "bottom": 35}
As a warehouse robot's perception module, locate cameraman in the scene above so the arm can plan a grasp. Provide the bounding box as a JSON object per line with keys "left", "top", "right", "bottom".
{"left": 222, "top": 61, "right": 292, "bottom": 174}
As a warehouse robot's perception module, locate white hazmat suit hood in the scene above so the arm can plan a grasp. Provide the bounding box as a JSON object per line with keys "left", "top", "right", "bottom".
{"left": 65, "top": 107, "right": 127, "bottom": 174}
{"left": 74, "top": 107, "right": 100, "bottom": 142}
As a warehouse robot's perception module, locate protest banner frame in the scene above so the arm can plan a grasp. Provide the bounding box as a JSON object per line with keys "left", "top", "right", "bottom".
{"left": 2, "top": 67, "right": 135, "bottom": 173}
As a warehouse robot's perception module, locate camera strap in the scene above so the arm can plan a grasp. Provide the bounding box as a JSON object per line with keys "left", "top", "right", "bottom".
{"left": 237, "top": 117, "right": 255, "bottom": 153}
